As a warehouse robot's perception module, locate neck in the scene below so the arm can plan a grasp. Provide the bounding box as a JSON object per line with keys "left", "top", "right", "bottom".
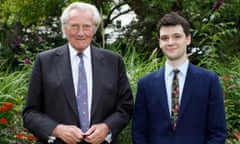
{"left": 167, "top": 56, "right": 188, "bottom": 68}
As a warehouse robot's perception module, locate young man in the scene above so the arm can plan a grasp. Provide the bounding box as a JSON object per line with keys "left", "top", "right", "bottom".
{"left": 132, "top": 12, "right": 227, "bottom": 144}
{"left": 23, "top": 2, "right": 133, "bottom": 144}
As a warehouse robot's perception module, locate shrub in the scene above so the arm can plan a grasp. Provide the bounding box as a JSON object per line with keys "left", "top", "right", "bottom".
{"left": 0, "top": 64, "right": 36, "bottom": 143}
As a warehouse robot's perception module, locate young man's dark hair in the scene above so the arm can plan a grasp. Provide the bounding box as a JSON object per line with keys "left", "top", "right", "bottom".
{"left": 157, "top": 12, "right": 190, "bottom": 37}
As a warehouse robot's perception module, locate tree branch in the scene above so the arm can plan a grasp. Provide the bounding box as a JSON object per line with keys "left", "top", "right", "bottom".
{"left": 104, "top": 2, "right": 133, "bottom": 28}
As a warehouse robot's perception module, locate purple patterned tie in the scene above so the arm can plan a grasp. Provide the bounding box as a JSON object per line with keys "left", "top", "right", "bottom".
{"left": 76, "top": 53, "right": 89, "bottom": 132}
{"left": 171, "top": 69, "right": 180, "bottom": 129}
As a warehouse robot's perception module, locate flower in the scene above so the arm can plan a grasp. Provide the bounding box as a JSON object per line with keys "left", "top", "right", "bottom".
{"left": 234, "top": 132, "right": 240, "bottom": 141}
{"left": 27, "top": 135, "right": 37, "bottom": 141}
{"left": 0, "top": 102, "right": 13, "bottom": 112}
{"left": 36, "top": 35, "right": 43, "bottom": 42}
{"left": 0, "top": 101, "right": 37, "bottom": 143}
{"left": 213, "top": 0, "right": 224, "bottom": 11}
{"left": 16, "top": 132, "right": 24, "bottom": 140}
{"left": 24, "top": 58, "right": 30, "bottom": 65}
{"left": 13, "top": 37, "right": 22, "bottom": 48}
{"left": 0, "top": 118, "right": 8, "bottom": 125}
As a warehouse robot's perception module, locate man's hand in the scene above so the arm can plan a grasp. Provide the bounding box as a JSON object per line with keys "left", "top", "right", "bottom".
{"left": 84, "top": 123, "right": 110, "bottom": 144}
{"left": 51, "top": 124, "right": 84, "bottom": 144}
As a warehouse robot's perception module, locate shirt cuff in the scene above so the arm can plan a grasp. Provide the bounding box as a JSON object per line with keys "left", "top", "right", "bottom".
{"left": 47, "top": 136, "right": 56, "bottom": 143}
{"left": 105, "top": 131, "right": 112, "bottom": 143}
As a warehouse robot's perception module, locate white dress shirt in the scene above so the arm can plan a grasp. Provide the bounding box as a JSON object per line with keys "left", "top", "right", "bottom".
{"left": 165, "top": 60, "right": 189, "bottom": 116}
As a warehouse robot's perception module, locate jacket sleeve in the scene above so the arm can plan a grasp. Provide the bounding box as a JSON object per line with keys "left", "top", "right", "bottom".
{"left": 22, "top": 54, "right": 58, "bottom": 142}
{"left": 206, "top": 74, "right": 227, "bottom": 144}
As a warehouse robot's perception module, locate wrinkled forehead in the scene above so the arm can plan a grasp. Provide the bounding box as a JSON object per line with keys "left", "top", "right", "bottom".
{"left": 68, "top": 9, "right": 93, "bottom": 20}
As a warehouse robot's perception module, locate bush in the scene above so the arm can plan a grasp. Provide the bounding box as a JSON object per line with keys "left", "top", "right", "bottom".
{"left": 0, "top": 64, "right": 36, "bottom": 143}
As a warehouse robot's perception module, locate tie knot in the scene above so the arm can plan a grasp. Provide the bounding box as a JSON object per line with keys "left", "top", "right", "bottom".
{"left": 77, "top": 53, "right": 84, "bottom": 62}
{"left": 173, "top": 69, "right": 180, "bottom": 76}
{"left": 77, "top": 53, "right": 83, "bottom": 57}
{"left": 173, "top": 69, "right": 179, "bottom": 74}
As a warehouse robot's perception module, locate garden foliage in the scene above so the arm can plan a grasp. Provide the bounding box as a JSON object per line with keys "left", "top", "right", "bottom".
{"left": 0, "top": 0, "right": 240, "bottom": 143}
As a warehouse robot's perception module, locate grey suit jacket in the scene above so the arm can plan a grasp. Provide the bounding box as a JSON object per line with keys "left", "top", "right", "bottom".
{"left": 23, "top": 44, "right": 134, "bottom": 144}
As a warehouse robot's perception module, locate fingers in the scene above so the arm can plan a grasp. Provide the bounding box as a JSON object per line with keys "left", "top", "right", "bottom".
{"left": 84, "top": 123, "right": 109, "bottom": 144}
{"left": 51, "top": 124, "right": 85, "bottom": 144}
{"left": 51, "top": 123, "right": 110, "bottom": 144}
{"left": 84, "top": 126, "right": 95, "bottom": 136}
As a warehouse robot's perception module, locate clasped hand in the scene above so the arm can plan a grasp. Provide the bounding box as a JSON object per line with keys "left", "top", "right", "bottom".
{"left": 52, "top": 123, "right": 109, "bottom": 144}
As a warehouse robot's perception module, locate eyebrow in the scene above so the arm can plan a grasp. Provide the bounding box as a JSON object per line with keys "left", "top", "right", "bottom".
{"left": 160, "top": 33, "right": 183, "bottom": 36}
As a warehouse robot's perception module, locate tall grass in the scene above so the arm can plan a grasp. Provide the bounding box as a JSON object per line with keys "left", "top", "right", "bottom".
{"left": 0, "top": 66, "right": 32, "bottom": 143}
{"left": 116, "top": 43, "right": 165, "bottom": 143}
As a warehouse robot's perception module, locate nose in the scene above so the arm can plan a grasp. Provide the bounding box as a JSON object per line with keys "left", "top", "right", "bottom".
{"left": 76, "top": 27, "right": 85, "bottom": 36}
{"left": 167, "top": 37, "right": 175, "bottom": 45}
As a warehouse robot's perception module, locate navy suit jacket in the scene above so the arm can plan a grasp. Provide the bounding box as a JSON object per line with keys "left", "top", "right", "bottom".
{"left": 132, "top": 63, "right": 227, "bottom": 144}
{"left": 23, "top": 44, "right": 134, "bottom": 144}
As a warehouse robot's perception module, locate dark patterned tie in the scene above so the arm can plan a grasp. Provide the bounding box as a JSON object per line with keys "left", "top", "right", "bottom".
{"left": 76, "top": 53, "right": 89, "bottom": 132}
{"left": 171, "top": 69, "right": 180, "bottom": 129}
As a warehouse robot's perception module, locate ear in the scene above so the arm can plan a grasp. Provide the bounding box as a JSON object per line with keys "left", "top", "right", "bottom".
{"left": 186, "top": 35, "right": 191, "bottom": 46}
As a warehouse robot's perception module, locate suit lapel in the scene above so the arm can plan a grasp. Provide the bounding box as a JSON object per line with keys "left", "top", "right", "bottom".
{"left": 156, "top": 68, "right": 172, "bottom": 121}
{"left": 177, "top": 63, "right": 198, "bottom": 124}
{"left": 90, "top": 46, "right": 105, "bottom": 118}
{"left": 54, "top": 45, "right": 79, "bottom": 119}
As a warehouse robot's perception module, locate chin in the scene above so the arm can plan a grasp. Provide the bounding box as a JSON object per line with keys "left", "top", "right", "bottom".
{"left": 168, "top": 56, "right": 180, "bottom": 61}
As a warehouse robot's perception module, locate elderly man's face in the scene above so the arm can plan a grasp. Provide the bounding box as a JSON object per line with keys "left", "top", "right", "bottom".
{"left": 64, "top": 9, "right": 95, "bottom": 52}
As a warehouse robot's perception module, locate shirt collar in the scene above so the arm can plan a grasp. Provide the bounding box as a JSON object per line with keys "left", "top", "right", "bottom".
{"left": 68, "top": 43, "right": 91, "bottom": 60}
{"left": 165, "top": 60, "right": 189, "bottom": 77}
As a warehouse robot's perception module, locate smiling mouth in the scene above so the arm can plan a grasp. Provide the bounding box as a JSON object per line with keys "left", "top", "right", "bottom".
{"left": 76, "top": 39, "right": 85, "bottom": 41}
{"left": 168, "top": 48, "right": 177, "bottom": 51}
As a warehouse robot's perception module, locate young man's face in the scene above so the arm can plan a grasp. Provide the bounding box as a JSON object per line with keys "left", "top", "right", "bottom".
{"left": 159, "top": 25, "right": 191, "bottom": 63}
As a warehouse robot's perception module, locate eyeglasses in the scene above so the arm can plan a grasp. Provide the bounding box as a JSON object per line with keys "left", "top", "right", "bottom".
{"left": 67, "top": 23, "right": 94, "bottom": 31}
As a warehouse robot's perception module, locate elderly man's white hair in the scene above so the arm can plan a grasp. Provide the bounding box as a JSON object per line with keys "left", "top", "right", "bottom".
{"left": 60, "top": 2, "right": 102, "bottom": 38}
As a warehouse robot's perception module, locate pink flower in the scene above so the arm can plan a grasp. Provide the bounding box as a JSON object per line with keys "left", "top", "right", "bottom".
{"left": 36, "top": 35, "right": 43, "bottom": 42}
{"left": 24, "top": 58, "right": 30, "bottom": 64}
{"left": 13, "top": 37, "right": 22, "bottom": 48}
{"left": 213, "top": 0, "right": 224, "bottom": 11}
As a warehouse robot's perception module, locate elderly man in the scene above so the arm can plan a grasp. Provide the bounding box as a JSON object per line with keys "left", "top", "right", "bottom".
{"left": 23, "top": 2, "right": 133, "bottom": 144}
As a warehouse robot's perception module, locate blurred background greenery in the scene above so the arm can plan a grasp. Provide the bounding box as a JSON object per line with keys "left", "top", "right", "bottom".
{"left": 0, "top": 0, "right": 240, "bottom": 143}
